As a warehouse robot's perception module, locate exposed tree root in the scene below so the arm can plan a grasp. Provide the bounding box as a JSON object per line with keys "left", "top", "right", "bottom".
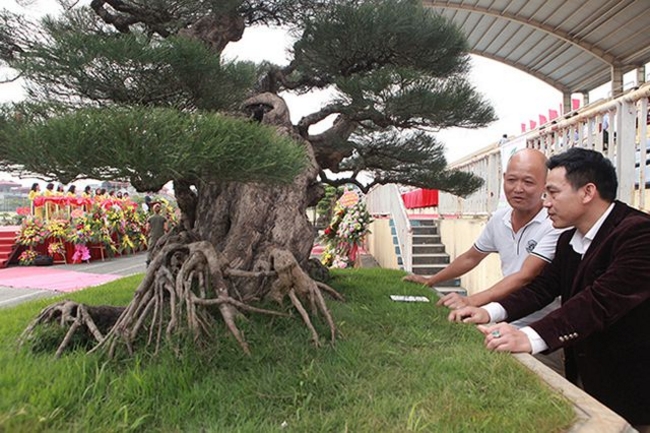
{"left": 20, "top": 301, "right": 125, "bottom": 357}
{"left": 21, "top": 238, "right": 344, "bottom": 357}
{"left": 268, "top": 248, "right": 342, "bottom": 346}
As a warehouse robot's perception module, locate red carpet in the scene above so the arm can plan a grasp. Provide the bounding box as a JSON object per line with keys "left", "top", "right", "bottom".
{"left": 0, "top": 266, "right": 121, "bottom": 293}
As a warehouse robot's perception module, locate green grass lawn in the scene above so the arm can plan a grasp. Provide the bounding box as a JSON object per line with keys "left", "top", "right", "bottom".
{"left": 0, "top": 269, "right": 574, "bottom": 432}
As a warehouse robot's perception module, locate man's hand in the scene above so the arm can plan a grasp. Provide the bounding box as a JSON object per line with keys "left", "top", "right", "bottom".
{"left": 437, "top": 292, "right": 473, "bottom": 309}
{"left": 477, "top": 324, "right": 532, "bottom": 353}
{"left": 402, "top": 274, "right": 430, "bottom": 285}
{"left": 448, "top": 306, "right": 490, "bottom": 324}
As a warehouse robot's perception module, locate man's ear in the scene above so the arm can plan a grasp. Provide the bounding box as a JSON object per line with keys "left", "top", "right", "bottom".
{"left": 582, "top": 183, "right": 597, "bottom": 203}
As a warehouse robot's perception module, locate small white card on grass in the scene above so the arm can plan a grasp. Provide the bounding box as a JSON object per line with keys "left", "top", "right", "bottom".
{"left": 389, "top": 295, "right": 430, "bottom": 302}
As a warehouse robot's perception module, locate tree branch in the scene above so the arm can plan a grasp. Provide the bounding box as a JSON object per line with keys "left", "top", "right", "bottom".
{"left": 305, "top": 116, "right": 358, "bottom": 171}
{"left": 0, "top": 71, "right": 22, "bottom": 84}
{"left": 318, "top": 170, "right": 369, "bottom": 193}
{"left": 296, "top": 103, "right": 344, "bottom": 136}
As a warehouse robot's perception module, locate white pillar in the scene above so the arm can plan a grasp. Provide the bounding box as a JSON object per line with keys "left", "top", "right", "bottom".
{"left": 611, "top": 65, "right": 624, "bottom": 98}
{"left": 616, "top": 99, "right": 637, "bottom": 202}
{"left": 637, "top": 65, "right": 646, "bottom": 86}
{"left": 563, "top": 92, "right": 572, "bottom": 114}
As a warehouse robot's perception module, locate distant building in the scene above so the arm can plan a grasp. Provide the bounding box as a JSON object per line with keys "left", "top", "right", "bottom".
{"left": 0, "top": 180, "right": 21, "bottom": 193}
{"left": 0, "top": 180, "right": 29, "bottom": 213}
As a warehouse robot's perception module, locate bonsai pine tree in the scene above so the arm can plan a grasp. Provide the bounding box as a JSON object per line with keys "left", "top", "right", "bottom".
{"left": 0, "top": 0, "right": 495, "bottom": 356}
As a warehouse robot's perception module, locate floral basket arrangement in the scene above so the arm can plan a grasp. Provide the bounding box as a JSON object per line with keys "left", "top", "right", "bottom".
{"left": 47, "top": 241, "right": 66, "bottom": 257}
{"left": 45, "top": 219, "right": 70, "bottom": 240}
{"left": 17, "top": 218, "right": 47, "bottom": 248}
{"left": 18, "top": 249, "right": 38, "bottom": 266}
{"left": 72, "top": 244, "right": 91, "bottom": 263}
{"left": 320, "top": 199, "right": 373, "bottom": 269}
{"left": 15, "top": 198, "right": 156, "bottom": 265}
{"left": 106, "top": 205, "right": 147, "bottom": 254}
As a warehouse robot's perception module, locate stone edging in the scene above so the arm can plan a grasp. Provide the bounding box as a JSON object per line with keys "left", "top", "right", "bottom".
{"left": 512, "top": 353, "right": 637, "bottom": 433}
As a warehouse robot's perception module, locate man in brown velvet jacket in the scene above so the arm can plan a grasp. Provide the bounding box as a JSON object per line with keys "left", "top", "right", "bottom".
{"left": 450, "top": 148, "right": 650, "bottom": 428}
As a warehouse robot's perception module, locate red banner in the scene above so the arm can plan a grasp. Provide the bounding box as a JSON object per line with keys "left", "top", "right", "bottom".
{"left": 31, "top": 195, "right": 136, "bottom": 211}
{"left": 401, "top": 189, "right": 439, "bottom": 209}
{"left": 572, "top": 98, "right": 581, "bottom": 111}
{"left": 32, "top": 196, "right": 92, "bottom": 208}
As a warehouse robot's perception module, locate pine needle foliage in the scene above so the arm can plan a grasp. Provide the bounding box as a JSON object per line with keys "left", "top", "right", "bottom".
{"left": 0, "top": 0, "right": 496, "bottom": 196}
{"left": 293, "top": 0, "right": 469, "bottom": 83}
{"left": 342, "top": 129, "right": 483, "bottom": 196}
{"left": 15, "top": 9, "right": 259, "bottom": 110}
{"left": 0, "top": 105, "right": 306, "bottom": 188}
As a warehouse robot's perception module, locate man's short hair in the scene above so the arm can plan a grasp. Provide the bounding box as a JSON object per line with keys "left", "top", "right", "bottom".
{"left": 547, "top": 147, "right": 617, "bottom": 201}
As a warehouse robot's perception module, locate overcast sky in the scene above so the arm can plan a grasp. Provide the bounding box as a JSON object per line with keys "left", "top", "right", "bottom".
{"left": 0, "top": 0, "right": 614, "bottom": 185}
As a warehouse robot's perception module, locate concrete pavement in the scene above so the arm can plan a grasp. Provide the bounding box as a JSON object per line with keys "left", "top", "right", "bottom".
{"left": 0, "top": 252, "right": 146, "bottom": 309}
{"left": 1, "top": 252, "right": 374, "bottom": 309}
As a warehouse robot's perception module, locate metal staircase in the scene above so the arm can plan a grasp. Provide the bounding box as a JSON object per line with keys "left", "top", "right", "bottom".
{"left": 366, "top": 184, "right": 466, "bottom": 296}
{"left": 409, "top": 219, "right": 466, "bottom": 296}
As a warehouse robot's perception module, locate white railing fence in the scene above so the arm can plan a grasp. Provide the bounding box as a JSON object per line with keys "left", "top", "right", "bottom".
{"left": 438, "top": 144, "right": 502, "bottom": 216}
{"left": 366, "top": 184, "right": 412, "bottom": 272}
{"left": 528, "top": 83, "right": 650, "bottom": 209}
{"left": 440, "top": 82, "right": 650, "bottom": 215}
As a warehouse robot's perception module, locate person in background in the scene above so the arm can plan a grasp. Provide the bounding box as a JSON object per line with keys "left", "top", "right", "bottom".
{"left": 28, "top": 183, "right": 40, "bottom": 200}
{"left": 143, "top": 194, "right": 152, "bottom": 213}
{"left": 146, "top": 203, "right": 168, "bottom": 267}
{"left": 28, "top": 183, "right": 41, "bottom": 218}
{"left": 43, "top": 183, "right": 56, "bottom": 218}
{"left": 65, "top": 185, "right": 79, "bottom": 215}
{"left": 450, "top": 148, "right": 650, "bottom": 429}
{"left": 81, "top": 186, "right": 93, "bottom": 211}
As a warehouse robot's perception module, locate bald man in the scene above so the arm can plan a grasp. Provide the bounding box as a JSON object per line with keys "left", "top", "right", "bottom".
{"left": 453, "top": 148, "right": 650, "bottom": 428}
{"left": 404, "top": 148, "right": 564, "bottom": 328}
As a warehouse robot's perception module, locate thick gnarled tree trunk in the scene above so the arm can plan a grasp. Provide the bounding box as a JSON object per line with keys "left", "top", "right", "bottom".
{"left": 21, "top": 94, "right": 341, "bottom": 358}
{"left": 195, "top": 96, "right": 319, "bottom": 296}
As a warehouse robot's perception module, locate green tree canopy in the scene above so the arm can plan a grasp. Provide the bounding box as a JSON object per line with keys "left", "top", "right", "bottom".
{"left": 0, "top": 0, "right": 495, "bottom": 195}
{"left": 0, "top": 105, "right": 306, "bottom": 189}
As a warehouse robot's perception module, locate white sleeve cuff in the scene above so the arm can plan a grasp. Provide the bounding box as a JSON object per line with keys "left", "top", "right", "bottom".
{"left": 482, "top": 302, "right": 507, "bottom": 323}
{"left": 519, "top": 326, "right": 549, "bottom": 354}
